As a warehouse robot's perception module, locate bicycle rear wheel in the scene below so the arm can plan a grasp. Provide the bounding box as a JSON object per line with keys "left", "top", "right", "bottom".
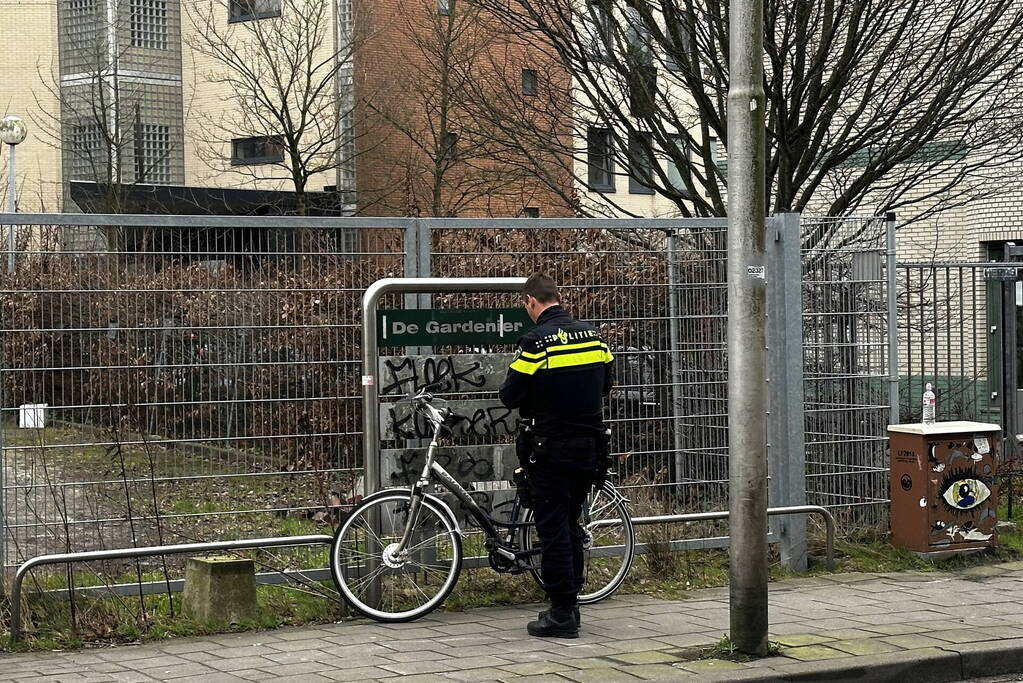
{"left": 522, "top": 481, "right": 635, "bottom": 604}
{"left": 330, "top": 491, "right": 462, "bottom": 622}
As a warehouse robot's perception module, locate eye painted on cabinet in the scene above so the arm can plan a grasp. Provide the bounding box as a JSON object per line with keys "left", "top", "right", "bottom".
{"left": 940, "top": 478, "right": 991, "bottom": 511}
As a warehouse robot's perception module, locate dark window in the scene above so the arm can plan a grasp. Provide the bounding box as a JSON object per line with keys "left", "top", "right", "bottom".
{"left": 586, "top": 127, "right": 615, "bottom": 191}
{"left": 582, "top": 1, "right": 612, "bottom": 63}
{"left": 522, "top": 207, "right": 540, "bottom": 218}
{"left": 442, "top": 132, "right": 459, "bottom": 160}
{"left": 229, "top": 0, "right": 280, "bottom": 23}
{"left": 628, "top": 63, "right": 657, "bottom": 118}
{"left": 663, "top": 10, "right": 694, "bottom": 73}
{"left": 522, "top": 68, "right": 537, "bottom": 96}
{"left": 628, "top": 132, "right": 655, "bottom": 194}
{"left": 231, "top": 136, "right": 284, "bottom": 165}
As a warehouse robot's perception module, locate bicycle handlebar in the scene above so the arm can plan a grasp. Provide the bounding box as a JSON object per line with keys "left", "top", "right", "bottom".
{"left": 407, "top": 384, "right": 468, "bottom": 427}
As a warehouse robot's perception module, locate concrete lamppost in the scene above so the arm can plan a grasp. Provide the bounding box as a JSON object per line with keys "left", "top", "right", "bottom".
{"left": 1, "top": 115, "right": 28, "bottom": 273}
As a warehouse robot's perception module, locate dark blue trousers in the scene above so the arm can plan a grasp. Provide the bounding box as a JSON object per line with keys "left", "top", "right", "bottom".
{"left": 527, "top": 436, "right": 597, "bottom": 613}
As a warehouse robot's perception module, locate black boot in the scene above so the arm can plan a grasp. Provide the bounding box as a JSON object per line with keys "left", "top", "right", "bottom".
{"left": 527, "top": 608, "right": 579, "bottom": 638}
{"left": 538, "top": 606, "right": 580, "bottom": 628}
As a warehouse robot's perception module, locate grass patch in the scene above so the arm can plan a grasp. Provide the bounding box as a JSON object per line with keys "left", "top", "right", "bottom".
{"left": 0, "top": 580, "right": 344, "bottom": 652}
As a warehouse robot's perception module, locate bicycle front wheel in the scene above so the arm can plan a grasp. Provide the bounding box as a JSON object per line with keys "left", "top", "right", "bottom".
{"left": 330, "top": 491, "right": 462, "bottom": 622}
{"left": 522, "top": 481, "right": 635, "bottom": 604}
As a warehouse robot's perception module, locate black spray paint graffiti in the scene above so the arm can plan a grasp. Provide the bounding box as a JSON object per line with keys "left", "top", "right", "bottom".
{"left": 382, "top": 445, "right": 517, "bottom": 522}
{"left": 387, "top": 449, "right": 498, "bottom": 487}
{"left": 380, "top": 355, "right": 488, "bottom": 396}
{"left": 385, "top": 403, "right": 516, "bottom": 440}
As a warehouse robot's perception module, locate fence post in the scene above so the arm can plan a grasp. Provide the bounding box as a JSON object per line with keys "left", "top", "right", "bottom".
{"left": 886, "top": 213, "right": 899, "bottom": 426}
{"left": 666, "top": 230, "right": 685, "bottom": 491}
{"left": 1002, "top": 243, "right": 1023, "bottom": 518}
{"left": 767, "top": 213, "right": 807, "bottom": 571}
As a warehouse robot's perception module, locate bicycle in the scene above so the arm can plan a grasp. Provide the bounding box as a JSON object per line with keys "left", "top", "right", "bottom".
{"left": 329, "top": 385, "right": 636, "bottom": 622}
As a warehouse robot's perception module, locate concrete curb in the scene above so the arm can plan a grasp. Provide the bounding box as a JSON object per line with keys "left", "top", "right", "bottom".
{"left": 692, "top": 639, "right": 1023, "bottom": 682}
{"left": 944, "top": 638, "right": 1023, "bottom": 680}
{"left": 695, "top": 642, "right": 1023, "bottom": 683}
{"left": 698, "top": 647, "right": 959, "bottom": 682}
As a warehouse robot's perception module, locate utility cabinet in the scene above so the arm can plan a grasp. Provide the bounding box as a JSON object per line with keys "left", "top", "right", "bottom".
{"left": 888, "top": 421, "right": 1000, "bottom": 554}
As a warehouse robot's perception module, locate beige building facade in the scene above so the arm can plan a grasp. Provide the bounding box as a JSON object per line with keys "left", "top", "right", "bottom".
{"left": 0, "top": 0, "right": 63, "bottom": 212}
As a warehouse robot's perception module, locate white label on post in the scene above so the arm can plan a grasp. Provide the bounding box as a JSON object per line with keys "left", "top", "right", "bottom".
{"left": 361, "top": 375, "right": 375, "bottom": 386}
{"left": 747, "top": 265, "right": 766, "bottom": 279}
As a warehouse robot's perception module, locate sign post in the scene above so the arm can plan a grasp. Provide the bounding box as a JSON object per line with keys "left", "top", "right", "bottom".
{"left": 360, "top": 277, "right": 527, "bottom": 609}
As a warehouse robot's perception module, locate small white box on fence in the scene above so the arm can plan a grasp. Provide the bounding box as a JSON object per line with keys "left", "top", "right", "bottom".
{"left": 18, "top": 404, "right": 47, "bottom": 429}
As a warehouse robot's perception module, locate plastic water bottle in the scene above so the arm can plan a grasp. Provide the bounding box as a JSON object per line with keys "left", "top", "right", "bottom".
{"left": 922, "top": 383, "right": 936, "bottom": 425}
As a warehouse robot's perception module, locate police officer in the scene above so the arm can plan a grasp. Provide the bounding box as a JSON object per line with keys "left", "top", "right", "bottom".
{"left": 499, "top": 274, "right": 614, "bottom": 638}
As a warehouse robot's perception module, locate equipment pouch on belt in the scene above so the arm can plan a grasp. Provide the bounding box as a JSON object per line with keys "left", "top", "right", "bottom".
{"left": 513, "top": 467, "right": 532, "bottom": 509}
{"left": 592, "top": 428, "right": 612, "bottom": 490}
{"left": 515, "top": 424, "right": 533, "bottom": 470}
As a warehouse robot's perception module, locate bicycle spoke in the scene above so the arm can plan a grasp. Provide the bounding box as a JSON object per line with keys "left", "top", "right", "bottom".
{"left": 344, "top": 564, "right": 392, "bottom": 597}
{"left": 404, "top": 533, "right": 451, "bottom": 555}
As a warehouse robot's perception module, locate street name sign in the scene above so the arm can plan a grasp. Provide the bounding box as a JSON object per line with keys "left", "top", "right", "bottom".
{"left": 377, "top": 308, "right": 532, "bottom": 347}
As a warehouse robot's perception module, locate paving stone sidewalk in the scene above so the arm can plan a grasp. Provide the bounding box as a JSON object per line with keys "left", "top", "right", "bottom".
{"left": 6, "top": 562, "right": 1023, "bottom": 682}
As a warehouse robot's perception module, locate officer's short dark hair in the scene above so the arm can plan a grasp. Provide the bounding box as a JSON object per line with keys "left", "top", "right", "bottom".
{"left": 524, "top": 274, "right": 560, "bottom": 304}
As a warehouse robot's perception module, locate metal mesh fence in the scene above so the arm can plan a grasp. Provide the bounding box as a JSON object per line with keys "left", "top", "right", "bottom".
{"left": 0, "top": 214, "right": 906, "bottom": 590}
{"left": 670, "top": 227, "right": 729, "bottom": 512}
{"left": 0, "top": 218, "right": 407, "bottom": 582}
{"left": 896, "top": 264, "right": 994, "bottom": 424}
{"left": 802, "top": 216, "right": 893, "bottom": 527}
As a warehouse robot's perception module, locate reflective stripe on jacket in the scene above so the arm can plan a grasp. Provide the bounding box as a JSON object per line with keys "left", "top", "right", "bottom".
{"left": 498, "top": 305, "right": 614, "bottom": 437}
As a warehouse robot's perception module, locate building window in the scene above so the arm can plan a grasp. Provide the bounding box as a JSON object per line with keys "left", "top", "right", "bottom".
{"left": 135, "top": 123, "right": 171, "bottom": 184}
{"left": 586, "top": 127, "right": 615, "bottom": 191}
{"left": 442, "top": 132, "right": 459, "bottom": 160}
{"left": 624, "top": 7, "right": 650, "bottom": 62}
{"left": 628, "top": 131, "right": 655, "bottom": 194}
{"left": 582, "top": 1, "right": 612, "bottom": 63}
{"left": 628, "top": 64, "right": 657, "bottom": 118}
{"left": 522, "top": 207, "right": 540, "bottom": 218}
{"left": 522, "top": 68, "right": 537, "bottom": 96}
{"left": 438, "top": 0, "right": 451, "bottom": 15}
{"left": 70, "top": 123, "right": 104, "bottom": 180}
{"left": 666, "top": 134, "right": 689, "bottom": 191}
{"left": 65, "top": 0, "right": 98, "bottom": 47}
{"left": 130, "top": 0, "right": 167, "bottom": 49}
{"left": 231, "top": 135, "right": 284, "bottom": 165}
{"left": 664, "top": 10, "right": 693, "bottom": 73}
{"left": 708, "top": 135, "right": 727, "bottom": 176}
{"left": 229, "top": 0, "right": 281, "bottom": 23}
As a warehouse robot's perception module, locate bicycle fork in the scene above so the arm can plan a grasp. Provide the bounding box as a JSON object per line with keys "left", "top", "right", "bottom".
{"left": 390, "top": 420, "right": 445, "bottom": 559}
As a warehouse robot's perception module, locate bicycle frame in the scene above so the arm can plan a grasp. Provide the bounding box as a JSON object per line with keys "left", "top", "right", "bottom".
{"left": 391, "top": 398, "right": 525, "bottom": 557}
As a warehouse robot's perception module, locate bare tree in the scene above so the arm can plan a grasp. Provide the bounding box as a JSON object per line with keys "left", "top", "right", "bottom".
{"left": 360, "top": 0, "right": 567, "bottom": 217}
{"left": 186, "top": 0, "right": 371, "bottom": 216}
{"left": 472, "top": 0, "right": 1023, "bottom": 223}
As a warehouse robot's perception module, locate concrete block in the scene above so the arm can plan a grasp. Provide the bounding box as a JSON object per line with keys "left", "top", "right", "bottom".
{"left": 182, "top": 556, "right": 257, "bottom": 626}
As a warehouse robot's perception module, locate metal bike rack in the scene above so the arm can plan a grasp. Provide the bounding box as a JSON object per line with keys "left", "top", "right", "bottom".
{"left": 9, "top": 534, "right": 332, "bottom": 642}
{"left": 620, "top": 505, "right": 836, "bottom": 568}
